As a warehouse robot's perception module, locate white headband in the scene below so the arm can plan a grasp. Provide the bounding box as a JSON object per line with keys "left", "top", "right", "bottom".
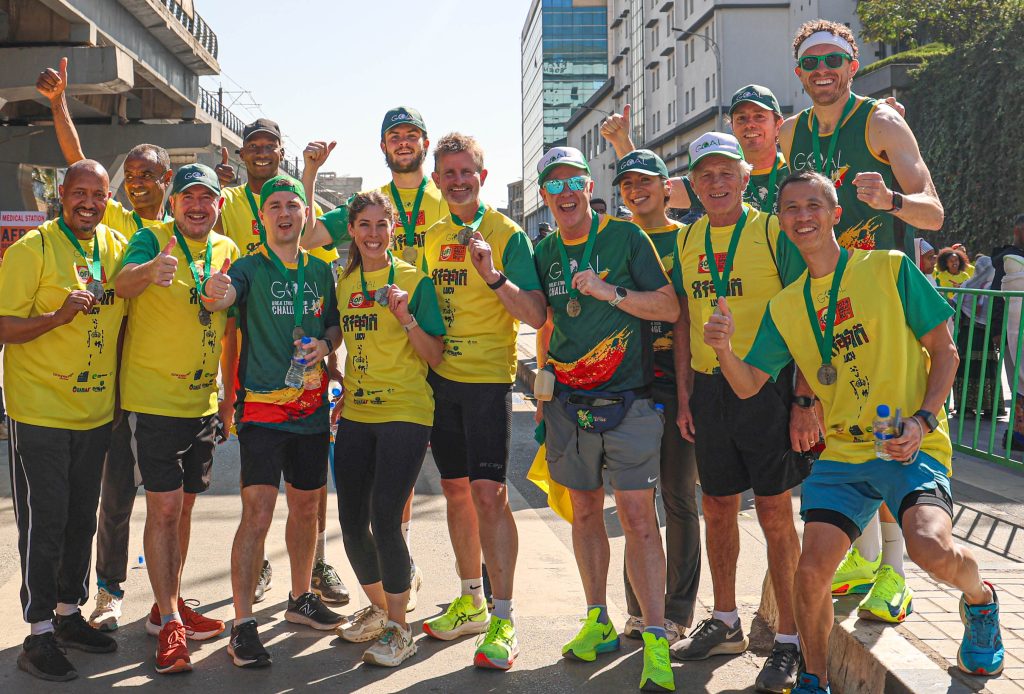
{"left": 797, "top": 31, "right": 855, "bottom": 59}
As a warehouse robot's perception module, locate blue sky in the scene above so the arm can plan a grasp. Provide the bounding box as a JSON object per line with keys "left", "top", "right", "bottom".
{"left": 198, "top": 0, "right": 530, "bottom": 206}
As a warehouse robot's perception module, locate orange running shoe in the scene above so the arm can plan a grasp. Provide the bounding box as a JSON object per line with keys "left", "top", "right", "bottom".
{"left": 146, "top": 599, "right": 225, "bottom": 641}
{"left": 155, "top": 620, "right": 191, "bottom": 674}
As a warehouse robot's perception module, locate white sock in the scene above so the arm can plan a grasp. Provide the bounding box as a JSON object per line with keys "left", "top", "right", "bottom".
{"left": 712, "top": 609, "right": 739, "bottom": 628}
{"left": 30, "top": 620, "right": 54, "bottom": 636}
{"left": 493, "top": 598, "right": 514, "bottom": 621}
{"left": 775, "top": 632, "right": 800, "bottom": 649}
{"left": 315, "top": 531, "right": 326, "bottom": 562}
{"left": 854, "top": 513, "right": 881, "bottom": 562}
{"left": 401, "top": 521, "right": 411, "bottom": 549}
{"left": 55, "top": 603, "right": 79, "bottom": 617}
{"left": 881, "top": 521, "right": 906, "bottom": 577}
{"left": 461, "top": 577, "right": 485, "bottom": 607}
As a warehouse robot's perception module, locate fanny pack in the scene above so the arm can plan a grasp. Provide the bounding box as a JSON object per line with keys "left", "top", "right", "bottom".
{"left": 557, "top": 389, "right": 638, "bottom": 433}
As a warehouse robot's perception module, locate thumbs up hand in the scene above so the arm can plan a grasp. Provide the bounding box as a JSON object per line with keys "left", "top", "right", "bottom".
{"left": 150, "top": 237, "right": 178, "bottom": 287}
{"left": 703, "top": 297, "right": 735, "bottom": 351}
{"left": 215, "top": 146, "right": 236, "bottom": 187}
{"left": 303, "top": 141, "right": 336, "bottom": 172}
{"left": 37, "top": 56, "right": 68, "bottom": 101}
{"left": 201, "top": 257, "right": 233, "bottom": 302}
{"left": 599, "top": 103, "right": 634, "bottom": 153}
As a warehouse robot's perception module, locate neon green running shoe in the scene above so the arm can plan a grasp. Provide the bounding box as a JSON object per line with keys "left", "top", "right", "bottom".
{"left": 562, "top": 608, "right": 620, "bottom": 662}
{"left": 640, "top": 631, "right": 675, "bottom": 691}
{"left": 858, "top": 565, "right": 913, "bottom": 623}
{"left": 474, "top": 616, "right": 519, "bottom": 670}
{"left": 422, "top": 595, "right": 488, "bottom": 641}
{"left": 831, "top": 547, "right": 881, "bottom": 596}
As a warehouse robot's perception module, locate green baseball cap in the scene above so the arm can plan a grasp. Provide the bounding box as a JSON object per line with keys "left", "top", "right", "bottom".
{"left": 381, "top": 106, "right": 427, "bottom": 139}
{"left": 259, "top": 175, "right": 307, "bottom": 208}
{"left": 613, "top": 149, "right": 669, "bottom": 185}
{"left": 171, "top": 163, "right": 221, "bottom": 196}
{"left": 537, "top": 146, "right": 591, "bottom": 184}
{"left": 729, "top": 84, "right": 782, "bottom": 116}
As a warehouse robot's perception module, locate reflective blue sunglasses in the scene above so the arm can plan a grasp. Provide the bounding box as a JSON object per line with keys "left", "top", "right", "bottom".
{"left": 543, "top": 175, "right": 588, "bottom": 195}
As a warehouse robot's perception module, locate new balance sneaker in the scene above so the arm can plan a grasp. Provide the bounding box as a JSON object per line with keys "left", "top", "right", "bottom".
{"left": 640, "top": 631, "right": 675, "bottom": 691}
{"left": 145, "top": 599, "right": 225, "bottom": 640}
{"left": 311, "top": 558, "right": 350, "bottom": 605}
{"left": 54, "top": 611, "right": 117, "bottom": 653}
{"left": 474, "top": 616, "right": 519, "bottom": 670}
{"left": 17, "top": 633, "right": 76, "bottom": 682}
{"left": 363, "top": 621, "right": 417, "bottom": 667}
{"left": 253, "top": 559, "right": 272, "bottom": 604}
{"left": 857, "top": 565, "right": 913, "bottom": 623}
{"left": 88, "top": 588, "right": 122, "bottom": 632}
{"left": 423, "top": 595, "right": 489, "bottom": 641}
{"left": 670, "top": 618, "right": 747, "bottom": 661}
{"left": 958, "top": 581, "right": 1004, "bottom": 676}
{"left": 154, "top": 620, "right": 191, "bottom": 674}
{"left": 406, "top": 563, "right": 423, "bottom": 613}
{"left": 754, "top": 642, "right": 801, "bottom": 693}
{"left": 227, "top": 620, "right": 270, "bottom": 668}
{"left": 624, "top": 616, "right": 681, "bottom": 644}
{"left": 338, "top": 605, "right": 388, "bottom": 643}
{"left": 831, "top": 547, "right": 881, "bottom": 596}
{"left": 285, "top": 591, "right": 344, "bottom": 630}
{"left": 791, "top": 672, "right": 830, "bottom": 693}
{"left": 562, "top": 608, "right": 620, "bottom": 662}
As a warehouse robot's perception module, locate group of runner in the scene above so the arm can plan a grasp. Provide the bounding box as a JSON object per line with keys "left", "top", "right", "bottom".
{"left": 0, "top": 17, "right": 1005, "bottom": 694}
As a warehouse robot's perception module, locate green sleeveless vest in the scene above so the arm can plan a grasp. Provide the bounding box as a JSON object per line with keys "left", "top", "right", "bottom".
{"left": 743, "top": 152, "right": 790, "bottom": 213}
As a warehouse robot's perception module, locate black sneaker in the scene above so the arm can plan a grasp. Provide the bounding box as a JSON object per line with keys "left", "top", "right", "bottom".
{"left": 18, "top": 633, "right": 77, "bottom": 681}
{"left": 54, "top": 612, "right": 117, "bottom": 653}
{"left": 253, "top": 559, "right": 272, "bottom": 604}
{"left": 670, "top": 618, "right": 748, "bottom": 661}
{"left": 754, "top": 642, "right": 801, "bottom": 693}
{"left": 311, "top": 558, "right": 350, "bottom": 605}
{"left": 284, "top": 591, "right": 344, "bottom": 630}
{"left": 228, "top": 621, "right": 270, "bottom": 668}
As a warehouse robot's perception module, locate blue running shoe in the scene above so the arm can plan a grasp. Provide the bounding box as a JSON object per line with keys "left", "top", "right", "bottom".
{"left": 791, "top": 672, "right": 830, "bottom": 693}
{"left": 958, "top": 581, "right": 1004, "bottom": 676}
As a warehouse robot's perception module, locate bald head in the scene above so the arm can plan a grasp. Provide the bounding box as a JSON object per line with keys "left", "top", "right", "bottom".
{"left": 60, "top": 160, "right": 110, "bottom": 235}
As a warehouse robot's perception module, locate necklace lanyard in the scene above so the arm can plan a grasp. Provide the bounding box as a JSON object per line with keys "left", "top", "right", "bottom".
{"left": 132, "top": 211, "right": 172, "bottom": 230}
{"left": 748, "top": 155, "right": 781, "bottom": 212}
{"left": 703, "top": 206, "right": 749, "bottom": 300}
{"left": 264, "top": 245, "right": 306, "bottom": 329}
{"left": 172, "top": 226, "right": 213, "bottom": 296}
{"left": 390, "top": 178, "right": 427, "bottom": 250}
{"left": 811, "top": 93, "right": 857, "bottom": 179}
{"left": 556, "top": 212, "right": 599, "bottom": 303}
{"left": 244, "top": 185, "right": 267, "bottom": 246}
{"left": 360, "top": 251, "right": 396, "bottom": 302}
{"left": 803, "top": 248, "right": 850, "bottom": 371}
{"left": 57, "top": 216, "right": 101, "bottom": 283}
{"left": 451, "top": 203, "right": 486, "bottom": 232}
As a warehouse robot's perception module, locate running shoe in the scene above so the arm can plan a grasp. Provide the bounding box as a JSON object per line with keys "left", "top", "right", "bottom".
{"left": 54, "top": 611, "right": 117, "bottom": 653}
{"left": 958, "top": 581, "right": 1004, "bottom": 676}
{"left": 474, "top": 616, "right": 519, "bottom": 670}
{"left": 423, "top": 595, "right": 489, "bottom": 641}
{"left": 311, "top": 558, "right": 350, "bottom": 605}
{"left": 562, "top": 608, "right": 620, "bottom": 662}
{"left": 17, "top": 633, "right": 76, "bottom": 682}
{"left": 285, "top": 591, "right": 344, "bottom": 630}
{"left": 664, "top": 619, "right": 682, "bottom": 645}
{"left": 406, "top": 563, "right": 423, "bottom": 613}
{"left": 145, "top": 599, "right": 225, "bottom": 640}
{"left": 154, "top": 620, "right": 191, "bottom": 674}
{"left": 253, "top": 559, "right": 272, "bottom": 604}
{"left": 831, "top": 547, "right": 881, "bottom": 596}
{"left": 791, "top": 672, "right": 830, "bottom": 693}
{"left": 754, "top": 642, "right": 801, "bottom": 692}
{"left": 670, "top": 617, "right": 747, "bottom": 661}
{"left": 228, "top": 620, "right": 270, "bottom": 668}
{"left": 624, "top": 614, "right": 644, "bottom": 639}
{"left": 88, "top": 588, "right": 122, "bottom": 632}
{"left": 338, "top": 605, "right": 388, "bottom": 643}
{"left": 363, "top": 621, "right": 417, "bottom": 667}
{"left": 857, "top": 565, "right": 912, "bottom": 623}
{"left": 640, "top": 631, "right": 675, "bottom": 691}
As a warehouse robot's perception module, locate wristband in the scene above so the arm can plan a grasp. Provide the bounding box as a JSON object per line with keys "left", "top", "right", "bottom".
{"left": 323, "top": 337, "right": 334, "bottom": 353}
{"left": 402, "top": 316, "right": 419, "bottom": 332}
{"left": 487, "top": 272, "right": 508, "bottom": 290}
{"left": 199, "top": 276, "right": 213, "bottom": 300}
{"left": 793, "top": 395, "right": 817, "bottom": 409}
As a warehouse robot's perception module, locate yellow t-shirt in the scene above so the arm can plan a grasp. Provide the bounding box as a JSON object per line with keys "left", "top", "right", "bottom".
{"left": 220, "top": 184, "right": 337, "bottom": 264}
{"left": 119, "top": 221, "right": 240, "bottom": 417}
{"left": 379, "top": 178, "right": 449, "bottom": 265}
{"left": 421, "top": 206, "right": 541, "bottom": 383}
{"left": 0, "top": 220, "right": 127, "bottom": 429}
{"left": 336, "top": 258, "right": 445, "bottom": 425}
{"left": 101, "top": 199, "right": 167, "bottom": 239}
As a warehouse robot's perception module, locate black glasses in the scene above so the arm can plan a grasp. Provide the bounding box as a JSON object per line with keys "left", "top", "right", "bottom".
{"left": 797, "top": 53, "right": 851, "bottom": 71}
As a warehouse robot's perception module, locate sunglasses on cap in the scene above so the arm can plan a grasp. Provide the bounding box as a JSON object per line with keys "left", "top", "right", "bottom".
{"left": 797, "top": 52, "right": 851, "bottom": 71}
{"left": 543, "top": 175, "right": 589, "bottom": 195}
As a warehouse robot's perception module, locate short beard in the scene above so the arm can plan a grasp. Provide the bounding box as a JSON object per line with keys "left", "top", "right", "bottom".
{"left": 385, "top": 149, "right": 426, "bottom": 174}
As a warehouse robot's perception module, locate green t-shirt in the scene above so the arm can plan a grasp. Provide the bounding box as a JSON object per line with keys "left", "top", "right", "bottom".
{"left": 535, "top": 216, "right": 669, "bottom": 394}
{"left": 744, "top": 153, "right": 790, "bottom": 214}
{"left": 228, "top": 248, "right": 341, "bottom": 434}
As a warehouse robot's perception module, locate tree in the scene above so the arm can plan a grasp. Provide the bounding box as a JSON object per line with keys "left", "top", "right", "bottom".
{"left": 857, "top": 0, "right": 1011, "bottom": 47}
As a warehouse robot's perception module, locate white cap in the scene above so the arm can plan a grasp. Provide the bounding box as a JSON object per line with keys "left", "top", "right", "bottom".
{"left": 537, "top": 146, "right": 591, "bottom": 184}
{"left": 688, "top": 132, "right": 743, "bottom": 170}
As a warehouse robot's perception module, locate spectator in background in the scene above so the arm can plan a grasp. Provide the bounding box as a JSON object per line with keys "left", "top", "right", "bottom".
{"left": 953, "top": 256, "right": 1000, "bottom": 419}
{"left": 534, "top": 222, "right": 551, "bottom": 246}
{"left": 915, "top": 239, "right": 937, "bottom": 286}
{"left": 935, "top": 246, "right": 974, "bottom": 298}
{"left": 990, "top": 213, "right": 1024, "bottom": 446}
{"left": 590, "top": 198, "right": 607, "bottom": 215}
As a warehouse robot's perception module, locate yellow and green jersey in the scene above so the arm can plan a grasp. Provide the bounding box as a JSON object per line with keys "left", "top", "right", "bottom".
{"left": 0, "top": 219, "right": 127, "bottom": 429}
{"left": 746, "top": 250, "right": 955, "bottom": 469}
{"left": 220, "top": 184, "right": 337, "bottom": 264}
{"left": 643, "top": 222, "right": 684, "bottom": 385}
{"left": 120, "top": 221, "right": 240, "bottom": 417}
{"left": 336, "top": 259, "right": 445, "bottom": 426}
{"left": 101, "top": 199, "right": 169, "bottom": 239}
{"left": 670, "top": 206, "right": 805, "bottom": 374}
{"left": 744, "top": 153, "right": 790, "bottom": 213}
{"left": 421, "top": 206, "right": 541, "bottom": 384}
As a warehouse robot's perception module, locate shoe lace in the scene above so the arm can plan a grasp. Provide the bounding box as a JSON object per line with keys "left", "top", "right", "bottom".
{"left": 764, "top": 644, "right": 798, "bottom": 672}
{"left": 836, "top": 548, "right": 859, "bottom": 573}
{"left": 38, "top": 633, "right": 69, "bottom": 659}
{"left": 872, "top": 568, "right": 901, "bottom": 601}
{"left": 164, "top": 623, "right": 187, "bottom": 651}
{"left": 377, "top": 626, "right": 397, "bottom": 647}
{"left": 966, "top": 606, "right": 1000, "bottom": 648}
{"left": 350, "top": 605, "right": 380, "bottom": 627}
{"left": 687, "top": 618, "right": 721, "bottom": 641}
{"left": 318, "top": 562, "right": 343, "bottom": 587}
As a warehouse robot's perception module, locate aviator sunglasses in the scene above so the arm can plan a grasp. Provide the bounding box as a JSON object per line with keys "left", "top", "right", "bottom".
{"left": 543, "top": 175, "right": 589, "bottom": 195}
{"left": 797, "top": 52, "right": 851, "bottom": 71}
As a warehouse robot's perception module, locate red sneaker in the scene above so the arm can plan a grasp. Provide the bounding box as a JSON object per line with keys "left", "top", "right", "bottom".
{"left": 146, "top": 599, "right": 225, "bottom": 641}
{"left": 155, "top": 620, "right": 191, "bottom": 674}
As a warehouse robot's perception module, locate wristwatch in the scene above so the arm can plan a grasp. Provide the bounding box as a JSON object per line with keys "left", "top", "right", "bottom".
{"left": 913, "top": 409, "right": 939, "bottom": 433}
{"left": 402, "top": 316, "right": 419, "bottom": 333}
{"left": 793, "top": 395, "right": 817, "bottom": 409}
{"left": 888, "top": 191, "right": 904, "bottom": 213}
{"left": 609, "top": 285, "right": 627, "bottom": 307}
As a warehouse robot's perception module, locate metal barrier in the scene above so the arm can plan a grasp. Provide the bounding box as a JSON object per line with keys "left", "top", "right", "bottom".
{"left": 945, "top": 285, "right": 1024, "bottom": 469}
{"left": 159, "top": 0, "right": 219, "bottom": 59}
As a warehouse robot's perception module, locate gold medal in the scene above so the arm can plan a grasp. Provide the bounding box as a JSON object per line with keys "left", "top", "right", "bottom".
{"left": 817, "top": 364, "right": 837, "bottom": 386}
{"left": 402, "top": 246, "right": 417, "bottom": 264}
{"left": 566, "top": 297, "right": 582, "bottom": 318}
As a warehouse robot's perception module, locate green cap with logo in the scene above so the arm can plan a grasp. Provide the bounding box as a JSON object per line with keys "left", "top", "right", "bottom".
{"left": 381, "top": 106, "right": 427, "bottom": 139}
{"left": 688, "top": 132, "right": 744, "bottom": 170}
{"left": 171, "top": 163, "right": 221, "bottom": 196}
{"left": 729, "top": 84, "right": 782, "bottom": 116}
{"left": 613, "top": 149, "right": 669, "bottom": 185}
{"left": 259, "top": 175, "right": 307, "bottom": 208}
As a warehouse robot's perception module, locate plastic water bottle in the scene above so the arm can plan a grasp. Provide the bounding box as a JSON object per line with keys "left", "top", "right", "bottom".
{"left": 873, "top": 404, "right": 897, "bottom": 461}
{"left": 285, "top": 337, "right": 312, "bottom": 388}
{"left": 329, "top": 387, "right": 342, "bottom": 442}
{"left": 533, "top": 364, "right": 555, "bottom": 401}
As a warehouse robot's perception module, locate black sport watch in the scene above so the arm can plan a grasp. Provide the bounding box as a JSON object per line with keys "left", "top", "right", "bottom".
{"left": 913, "top": 409, "right": 939, "bottom": 433}
{"left": 889, "top": 191, "right": 904, "bottom": 213}
{"left": 793, "top": 395, "right": 817, "bottom": 409}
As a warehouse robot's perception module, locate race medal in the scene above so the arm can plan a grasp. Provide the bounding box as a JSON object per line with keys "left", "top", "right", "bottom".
{"left": 817, "top": 364, "right": 837, "bottom": 386}
{"left": 456, "top": 226, "right": 474, "bottom": 246}
{"left": 374, "top": 286, "right": 391, "bottom": 306}
{"left": 198, "top": 306, "right": 212, "bottom": 327}
{"left": 402, "top": 246, "right": 417, "bottom": 264}
{"left": 86, "top": 279, "right": 105, "bottom": 302}
{"left": 566, "top": 297, "right": 582, "bottom": 318}
{"left": 292, "top": 326, "right": 306, "bottom": 341}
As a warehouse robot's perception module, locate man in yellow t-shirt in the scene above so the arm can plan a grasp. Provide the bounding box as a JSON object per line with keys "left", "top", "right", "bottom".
{"left": 418, "top": 133, "right": 546, "bottom": 670}
{"left": 705, "top": 171, "right": 1003, "bottom": 690}
{"left": 114, "top": 164, "right": 237, "bottom": 674}
{"left": 0, "top": 161, "right": 127, "bottom": 681}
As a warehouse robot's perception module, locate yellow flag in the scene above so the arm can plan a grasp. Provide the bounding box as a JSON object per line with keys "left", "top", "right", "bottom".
{"left": 527, "top": 444, "right": 574, "bottom": 523}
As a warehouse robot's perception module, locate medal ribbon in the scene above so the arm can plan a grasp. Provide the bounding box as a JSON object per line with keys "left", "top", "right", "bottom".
{"left": 264, "top": 245, "right": 307, "bottom": 329}
{"left": 748, "top": 154, "right": 781, "bottom": 212}
{"left": 132, "top": 211, "right": 173, "bottom": 230}
{"left": 390, "top": 178, "right": 427, "bottom": 252}
{"left": 803, "top": 248, "right": 850, "bottom": 371}
{"left": 703, "top": 206, "right": 749, "bottom": 301}
{"left": 57, "top": 216, "right": 101, "bottom": 284}
{"left": 244, "top": 185, "right": 267, "bottom": 245}
{"left": 451, "top": 203, "right": 486, "bottom": 236}
{"left": 359, "top": 251, "right": 396, "bottom": 302}
{"left": 810, "top": 93, "right": 857, "bottom": 179}
{"left": 556, "top": 211, "right": 599, "bottom": 304}
{"left": 172, "top": 226, "right": 213, "bottom": 298}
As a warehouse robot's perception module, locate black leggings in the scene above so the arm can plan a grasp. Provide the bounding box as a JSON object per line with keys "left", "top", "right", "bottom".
{"left": 334, "top": 418, "right": 430, "bottom": 594}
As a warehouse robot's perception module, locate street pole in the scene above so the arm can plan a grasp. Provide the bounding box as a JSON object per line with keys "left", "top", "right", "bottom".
{"left": 671, "top": 26, "right": 724, "bottom": 130}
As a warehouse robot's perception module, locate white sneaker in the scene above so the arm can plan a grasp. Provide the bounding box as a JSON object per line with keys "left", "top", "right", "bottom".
{"left": 337, "top": 605, "right": 387, "bottom": 643}
{"left": 665, "top": 619, "right": 682, "bottom": 645}
{"left": 88, "top": 588, "right": 122, "bottom": 632}
{"left": 406, "top": 565, "right": 423, "bottom": 613}
{"left": 624, "top": 614, "right": 644, "bottom": 639}
{"left": 363, "top": 621, "right": 417, "bottom": 667}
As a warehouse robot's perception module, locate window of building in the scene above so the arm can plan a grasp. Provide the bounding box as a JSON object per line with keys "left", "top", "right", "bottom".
{"left": 652, "top": 65, "right": 660, "bottom": 91}
{"left": 667, "top": 54, "right": 675, "bottom": 79}
{"left": 711, "top": 72, "right": 716, "bottom": 98}
{"left": 705, "top": 76, "right": 710, "bottom": 102}
{"left": 704, "top": 27, "right": 709, "bottom": 51}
